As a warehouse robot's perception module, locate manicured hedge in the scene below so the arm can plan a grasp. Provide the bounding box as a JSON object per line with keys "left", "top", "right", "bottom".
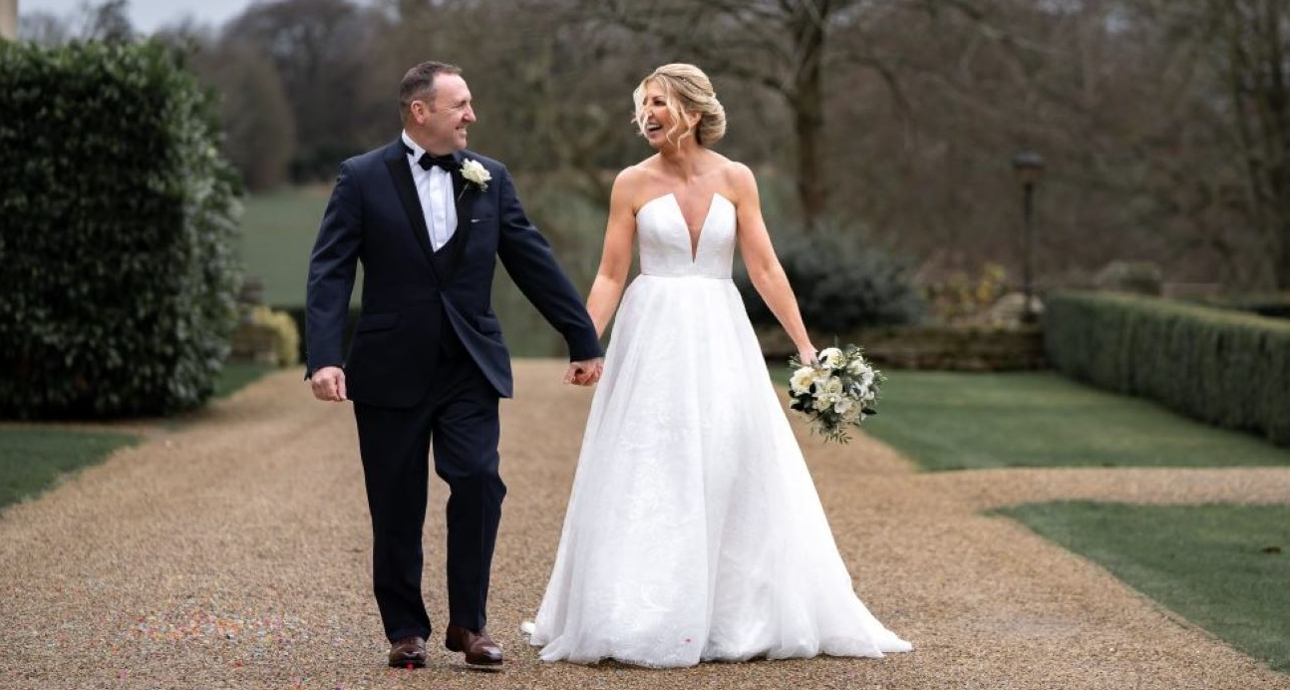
{"left": 1044, "top": 291, "right": 1290, "bottom": 446}
{"left": 0, "top": 41, "right": 241, "bottom": 418}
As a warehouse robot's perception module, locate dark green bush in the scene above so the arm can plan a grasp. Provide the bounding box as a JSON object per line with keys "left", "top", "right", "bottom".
{"left": 1093, "top": 261, "right": 1163, "bottom": 296}
{"left": 736, "top": 221, "right": 925, "bottom": 334}
{"left": 1045, "top": 292, "right": 1290, "bottom": 446}
{"left": 0, "top": 41, "right": 241, "bottom": 418}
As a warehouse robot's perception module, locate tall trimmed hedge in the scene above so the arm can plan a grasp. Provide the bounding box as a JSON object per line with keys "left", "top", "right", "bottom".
{"left": 1045, "top": 292, "right": 1290, "bottom": 446}
{"left": 0, "top": 41, "right": 241, "bottom": 418}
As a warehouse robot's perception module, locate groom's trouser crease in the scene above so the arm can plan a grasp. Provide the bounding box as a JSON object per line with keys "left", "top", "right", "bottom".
{"left": 353, "top": 334, "right": 504, "bottom": 641}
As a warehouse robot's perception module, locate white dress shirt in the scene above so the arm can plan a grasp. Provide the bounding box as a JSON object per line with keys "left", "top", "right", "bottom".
{"left": 401, "top": 130, "right": 458, "bottom": 252}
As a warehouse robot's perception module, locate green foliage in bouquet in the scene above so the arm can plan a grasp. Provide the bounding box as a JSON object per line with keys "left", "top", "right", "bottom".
{"left": 787, "top": 345, "right": 884, "bottom": 443}
{"left": 0, "top": 41, "right": 242, "bottom": 418}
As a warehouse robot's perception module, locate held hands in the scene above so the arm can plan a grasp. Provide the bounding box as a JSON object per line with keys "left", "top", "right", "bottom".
{"left": 309, "top": 366, "right": 348, "bottom": 402}
{"left": 564, "top": 358, "right": 604, "bottom": 386}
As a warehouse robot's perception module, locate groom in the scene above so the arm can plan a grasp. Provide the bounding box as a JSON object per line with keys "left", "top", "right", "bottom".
{"left": 305, "top": 60, "right": 603, "bottom": 669}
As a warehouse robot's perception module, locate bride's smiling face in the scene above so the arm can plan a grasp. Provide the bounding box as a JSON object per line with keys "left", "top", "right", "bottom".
{"left": 638, "top": 80, "right": 699, "bottom": 149}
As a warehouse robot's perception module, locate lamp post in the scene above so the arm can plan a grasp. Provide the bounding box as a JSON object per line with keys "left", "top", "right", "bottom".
{"left": 1012, "top": 151, "right": 1045, "bottom": 324}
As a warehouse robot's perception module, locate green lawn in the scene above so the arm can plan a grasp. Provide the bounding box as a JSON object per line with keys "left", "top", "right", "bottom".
{"left": 240, "top": 186, "right": 337, "bottom": 306}
{"left": 215, "top": 361, "right": 278, "bottom": 399}
{"left": 1, "top": 363, "right": 278, "bottom": 513}
{"left": 999, "top": 502, "right": 1290, "bottom": 673}
{"left": 0, "top": 428, "right": 139, "bottom": 511}
{"left": 238, "top": 185, "right": 591, "bottom": 357}
{"left": 860, "top": 371, "right": 1290, "bottom": 471}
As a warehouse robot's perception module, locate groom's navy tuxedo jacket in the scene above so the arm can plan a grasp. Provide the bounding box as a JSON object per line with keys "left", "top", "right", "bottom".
{"left": 305, "top": 140, "right": 602, "bottom": 407}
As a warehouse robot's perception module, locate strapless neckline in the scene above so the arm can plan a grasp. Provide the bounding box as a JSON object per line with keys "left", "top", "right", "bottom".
{"left": 638, "top": 192, "right": 732, "bottom": 263}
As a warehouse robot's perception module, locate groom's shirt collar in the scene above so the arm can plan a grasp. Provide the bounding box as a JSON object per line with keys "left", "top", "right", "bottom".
{"left": 400, "top": 130, "right": 458, "bottom": 251}
{"left": 401, "top": 130, "right": 425, "bottom": 162}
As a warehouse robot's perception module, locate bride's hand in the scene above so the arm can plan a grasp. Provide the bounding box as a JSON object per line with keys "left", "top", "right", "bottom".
{"left": 564, "top": 358, "right": 604, "bottom": 386}
{"left": 797, "top": 345, "right": 819, "bottom": 366}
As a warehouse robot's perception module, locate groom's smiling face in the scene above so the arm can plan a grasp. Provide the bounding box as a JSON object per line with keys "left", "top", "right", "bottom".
{"left": 414, "top": 74, "right": 476, "bottom": 155}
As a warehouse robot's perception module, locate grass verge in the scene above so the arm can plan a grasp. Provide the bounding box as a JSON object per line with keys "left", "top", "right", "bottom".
{"left": 215, "top": 361, "right": 278, "bottom": 399}
{"left": 0, "top": 428, "right": 138, "bottom": 511}
{"left": 859, "top": 371, "right": 1290, "bottom": 471}
{"left": 2, "top": 362, "right": 277, "bottom": 512}
{"left": 998, "top": 501, "right": 1290, "bottom": 673}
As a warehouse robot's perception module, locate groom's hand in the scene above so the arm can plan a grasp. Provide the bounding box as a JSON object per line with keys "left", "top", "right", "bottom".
{"left": 310, "top": 366, "right": 348, "bottom": 402}
{"left": 563, "top": 358, "right": 603, "bottom": 387}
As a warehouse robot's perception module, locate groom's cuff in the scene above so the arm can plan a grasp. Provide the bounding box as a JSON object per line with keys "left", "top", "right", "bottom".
{"left": 567, "top": 337, "right": 604, "bottom": 363}
{"left": 304, "top": 362, "right": 343, "bottom": 380}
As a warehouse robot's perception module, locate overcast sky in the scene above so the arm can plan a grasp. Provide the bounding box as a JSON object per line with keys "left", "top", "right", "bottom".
{"left": 22, "top": 0, "right": 263, "bottom": 33}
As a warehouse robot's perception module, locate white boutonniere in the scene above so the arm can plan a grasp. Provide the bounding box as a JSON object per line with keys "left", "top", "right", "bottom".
{"left": 460, "top": 158, "right": 491, "bottom": 192}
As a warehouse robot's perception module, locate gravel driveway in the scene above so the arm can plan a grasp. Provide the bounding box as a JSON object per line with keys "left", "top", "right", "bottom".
{"left": 1, "top": 360, "right": 1287, "bottom": 689}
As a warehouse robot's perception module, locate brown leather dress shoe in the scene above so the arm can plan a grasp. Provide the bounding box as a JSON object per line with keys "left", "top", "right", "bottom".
{"left": 444, "top": 622, "right": 503, "bottom": 668}
{"left": 388, "top": 636, "right": 427, "bottom": 668}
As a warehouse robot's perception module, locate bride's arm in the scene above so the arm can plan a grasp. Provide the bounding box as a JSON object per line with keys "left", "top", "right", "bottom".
{"left": 585, "top": 170, "right": 639, "bottom": 339}
{"left": 731, "top": 164, "right": 817, "bottom": 363}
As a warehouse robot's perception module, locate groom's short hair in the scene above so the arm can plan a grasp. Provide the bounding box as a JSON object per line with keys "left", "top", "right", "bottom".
{"left": 400, "top": 61, "right": 463, "bottom": 119}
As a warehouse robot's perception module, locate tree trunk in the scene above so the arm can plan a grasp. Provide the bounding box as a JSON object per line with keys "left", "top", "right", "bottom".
{"left": 791, "top": 0, "right": 828, "bottom": 231}
{"left": 0, "top": 0, "right": 17, "bottom": 41}
{"left": 1260, "top": 0, "right": 1290, "bottom": 288}
{"left": 1218, "top": 0, "right": 1290, "bottom": 287}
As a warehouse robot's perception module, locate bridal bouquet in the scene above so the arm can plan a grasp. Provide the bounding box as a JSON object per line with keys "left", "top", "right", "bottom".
{"left": 788, "top": 345, "right": 882, "bottom": 443}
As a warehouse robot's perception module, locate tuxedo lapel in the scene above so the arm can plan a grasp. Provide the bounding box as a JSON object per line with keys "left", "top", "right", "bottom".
{"left": 383, "top": 141, "right": 442, "bottom": 284}
{"left": 443, "top": 150, "right": 475, "bottom": 284}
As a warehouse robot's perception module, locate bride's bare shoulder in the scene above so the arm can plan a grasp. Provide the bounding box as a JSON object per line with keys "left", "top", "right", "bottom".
{"left": 717, "top": 158, "right": 757, "bottom": 204}
{"left": 612, "top": 160, "right": 664, "bottom": 211}
{"left": 615, "top": 160, "right": 653, "bottom": 186}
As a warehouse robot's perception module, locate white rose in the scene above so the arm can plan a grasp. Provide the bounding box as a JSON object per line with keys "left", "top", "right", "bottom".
{"left": 847, "top": 357, "right": 870, "bottom": 376}
{"left": 823, "top": 377, "right": 844, "bottom": 397}
{"left": 461, "top": 158, "right": 491, "bottom": 190}
{"left": 813, "top": 395, "right": 833, "bottom": 412}
{"left": 818, "top": 347, "right": 843, "bottom": 369}
{"left": 833, "top": 398, "right": 855, "bottom": 416}
{"left": 790, "top": 366, "right": 816, "bottom": 395}
{"left": 811, "top": 368, "right": 831, "bottom": 387}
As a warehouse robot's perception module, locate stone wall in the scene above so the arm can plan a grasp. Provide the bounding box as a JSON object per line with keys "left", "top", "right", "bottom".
{"left": 757, "top": 325, "right": 1046, "bottom": 371}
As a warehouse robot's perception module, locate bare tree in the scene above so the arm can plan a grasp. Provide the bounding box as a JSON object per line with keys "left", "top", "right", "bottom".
{"left": 224, "top": 0, "right": 378, "bottom": 182}
{"left": 80, "top": 0, "right": 134, "bottom": 43}
{"left": 1211, "top": 0, "right": 1290, "bottom": 288}
{"left": 573, "top": 0, "right": 1031, "bottom": 231}
{"left": 206, "top": 46, "right": 298, "bottom": 191}
{"left": 576, "top": 0, "right": 864, "bottom": 228}
{"left": 1125, "top": 0, "right": 1290, "bottom": 288}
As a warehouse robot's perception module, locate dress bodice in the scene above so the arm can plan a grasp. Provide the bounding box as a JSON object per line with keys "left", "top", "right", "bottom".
{"left": 635, "top": 193, "right": 736, "bottom": 279}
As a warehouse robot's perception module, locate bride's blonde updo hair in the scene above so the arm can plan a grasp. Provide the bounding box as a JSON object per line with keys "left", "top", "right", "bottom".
{"left": 633, "top": 63, "right": 726, "bottom": 147}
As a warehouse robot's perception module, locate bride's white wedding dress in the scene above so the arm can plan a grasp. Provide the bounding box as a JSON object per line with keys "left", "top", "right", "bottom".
{"left": 526, "top": 192, "right": 912, "bottom": 667}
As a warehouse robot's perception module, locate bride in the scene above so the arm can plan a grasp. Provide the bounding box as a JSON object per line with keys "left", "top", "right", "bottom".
{"left": 526, "top": 63, "right": 912, "bottom": 668}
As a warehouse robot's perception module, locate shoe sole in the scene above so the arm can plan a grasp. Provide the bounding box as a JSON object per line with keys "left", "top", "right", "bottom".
{"left": 445, "top": 644, "right": 503, "bottom": 670}
{"left": 387, "top": 658, "right": 427, "bottom": 669}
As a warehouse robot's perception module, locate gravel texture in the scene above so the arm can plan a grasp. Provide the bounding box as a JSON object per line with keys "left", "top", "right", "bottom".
{"left": 1, "top": 359, "right": 1288, "bottom": 689}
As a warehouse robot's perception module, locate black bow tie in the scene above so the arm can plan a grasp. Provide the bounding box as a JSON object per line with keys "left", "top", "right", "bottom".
{"left": 404, "top": 143, "right": 457, "bottom": 172}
